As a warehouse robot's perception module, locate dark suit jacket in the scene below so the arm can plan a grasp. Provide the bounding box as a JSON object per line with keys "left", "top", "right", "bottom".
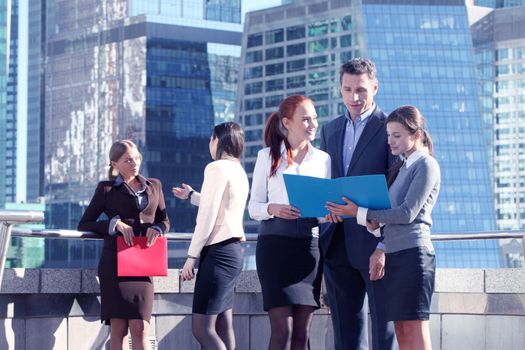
{"left": 78, "top": 176, "right": 170, "bottom": 254}
{"left": 320, "top": 106, "right": 396, "bottom": 268}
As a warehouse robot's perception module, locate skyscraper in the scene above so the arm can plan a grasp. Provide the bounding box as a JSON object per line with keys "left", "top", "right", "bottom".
{"left": 238, "top": 0, "right": 500, "bottom": 267}
{"left": 472, "top": 0, "right": 525, "bottom": 7}
{"left": 471, "top": 6, "right": 525, "bottom": 233}
{"left": 42, "top": 0, "right": 242, "bottom": 231}
{"left": 0, "top": 0, "right": 11, "bottom": 208}
{"left": 5, "top": 0, "right": 18, "bottom": 204}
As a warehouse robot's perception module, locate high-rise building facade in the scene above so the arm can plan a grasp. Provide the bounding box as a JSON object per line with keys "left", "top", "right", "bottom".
{"left": 238, "top": 0, "right": 500, "bottom": 267}
{"left": 33, "top": 0, "right": 242, "bottom": 266}
{"left": 43, "top": 0, "right": 242, "bottom": 231}
{"left": 0, "top": 0, "right": 11, "bottom": 208}
{"left": 5, "top": 0, "right": 18, "bottom": 204}
{"left": 471, "top": 6, "right": 525, "bottom": 233}
{"left": 26, "top": 0, "right": 46, "bottom": 203}
{"left": 472, "top": 0, "right": 525, "bottom": 7}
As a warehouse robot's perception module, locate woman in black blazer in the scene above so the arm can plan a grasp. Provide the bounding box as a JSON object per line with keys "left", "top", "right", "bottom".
{"left": 78, "top": 139, "right": 169, "bottom": 350}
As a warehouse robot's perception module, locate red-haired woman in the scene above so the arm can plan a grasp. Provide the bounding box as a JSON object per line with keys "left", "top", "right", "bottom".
{"left": 248, "top": 95, "right": 331, "bottom": 350}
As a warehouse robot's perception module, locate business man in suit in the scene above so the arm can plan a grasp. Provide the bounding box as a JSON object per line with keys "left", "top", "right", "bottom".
{"left": 320, "top": 58, "right": 397, "bottom": 350}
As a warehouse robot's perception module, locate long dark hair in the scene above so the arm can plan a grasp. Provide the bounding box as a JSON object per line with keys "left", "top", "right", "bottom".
{"left": 264, "top": 95, "right": 313, "bottom": 177}
{"left": 386, "top": 105, "right": 433, "bottom": 187}
{"left": 212, "top": 122, "right": 244, "bottom": 159}
{"left": 108, "top": 140, "right": 141, "bottom": 181}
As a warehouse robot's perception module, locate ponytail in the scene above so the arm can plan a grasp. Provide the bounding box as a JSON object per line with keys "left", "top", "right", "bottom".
{"left": 422, "top": 129, "right": 433, "bottom": 156}
{"left": 108, "top": 164, "right": 118, "bottom": 181}
{"left": 264, "top": 112, "right": 293, "bottom": 177}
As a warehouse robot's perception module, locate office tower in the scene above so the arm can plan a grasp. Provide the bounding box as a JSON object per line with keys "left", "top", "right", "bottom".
{"left": 26, "top": 0, "right": 45, "bottom": 202}
{"left": 43, "top": 0, "right": 242, "bottom": 232}
{"left": 471, "top": 7, "right": 525, "bottom": 235}
{"left": 5, "top": 0, "right": 17, "bottom": 203}
{"left": 0, "top": 0, "right": 10, "bottom": 208}
{"left": 238, "top": 0, "right": 500, "bottom": 267}
{"left": 472, "top": 0, "right": 525, "bottom": 7}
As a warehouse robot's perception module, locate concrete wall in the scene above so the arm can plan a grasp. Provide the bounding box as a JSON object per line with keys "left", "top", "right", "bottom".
{"left": 1, "top": 268, "right": 524, "bottom": 349}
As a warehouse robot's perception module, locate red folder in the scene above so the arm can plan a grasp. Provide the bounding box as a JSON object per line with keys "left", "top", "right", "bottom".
{"left": 117, "top": 236, "right": 168, "bottom": 277}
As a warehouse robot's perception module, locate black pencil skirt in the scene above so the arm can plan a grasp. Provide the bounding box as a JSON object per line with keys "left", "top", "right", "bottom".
{"left": 382, "top": 246, "right": 436, "bottom": 321}
{"left": 256, "top": 218, "right": 322, "bottom": 311}
{"left": 192, "top": 238, "right": 243, "bottom": 315}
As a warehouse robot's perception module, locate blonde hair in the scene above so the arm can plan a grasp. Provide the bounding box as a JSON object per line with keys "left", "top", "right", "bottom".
{"left": 108, "top": 140, "right": 142, "bottom": 180}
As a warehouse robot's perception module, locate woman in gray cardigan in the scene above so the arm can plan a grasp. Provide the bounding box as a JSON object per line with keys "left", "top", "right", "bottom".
{"left": 326, "top": 105, "right": 440, "bottom": 350}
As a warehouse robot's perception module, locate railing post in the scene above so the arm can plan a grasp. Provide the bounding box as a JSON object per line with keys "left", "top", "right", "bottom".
{"left": 0, "top": 222, "right": 14, "bottom": 289}
{"left": 0, "top": 210, "right": 45, "bottom": 289}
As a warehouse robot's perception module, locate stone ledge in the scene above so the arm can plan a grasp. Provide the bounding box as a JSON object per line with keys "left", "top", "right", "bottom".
{"left": 0, "top": 269, "right": 40, "bottom": 294}
{"left": 435, "top": 269, "right": 484, "bottom": 293}
{"left": 41, "top": 269, "right": 81, "bottom": 294}
{"left": 485, "top": 268, "right": 525, "bottom": 293}
{"left": 3, "top": 268, "right": 525, "bottom": 295}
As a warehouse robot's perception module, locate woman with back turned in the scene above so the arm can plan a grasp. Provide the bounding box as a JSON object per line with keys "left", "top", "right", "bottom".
{"left": 78, "top": 139, "right": 169, "bottom": 350}
{"left": 248, "top": 95, "right": 331, "bottom": 350}
{"left": 327, "top": 105, "right": 440, "bottom": 350}
{"left": 172, "top": 122, "right": 249, "bottom": 350}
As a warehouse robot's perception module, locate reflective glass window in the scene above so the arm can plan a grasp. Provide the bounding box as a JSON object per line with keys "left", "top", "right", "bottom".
{"left": 265, "top": 29, "right": 284, "bottom": 44}
{"left": 266, "top": 63, "right": 284, "bottom": 76}
{"left": 246, "top": 50, "right": 263, "bottom": 63}
{"left": 287, "top": 59, "right": 306, "bottom": 73}
{"left": 245, "top": 82, "right": 263, "bottom": 95}
{"left": 265, "top": 94, "right": 282, "bottom": 108}
{"left": 287, "top": 75, "right": 306, "bottom": 89}
{"left": 287, "top": 25, "right": 305, "bottom": 40}
{"left": 308, "top": 39, "right": 329, "bottom": 53}
{"left": 340, "top": 34, "right": 352, "bottom": 48}
{"left": 245, "top": 129, "right": 262, "bottom": 142}
{"left": 309, "top": 21, "right": 329, "bottom": 37}
{"left": 341, "top": 15, "right": 352, "bottom": 30}
{"left": 244, "top": 66, "right": 263, "bottom": 79}
{"left": 287, "top": 43, "right": 306, "bottom": 56}
{"left": 247, "top": 33, "right": 263, "bottom": 47}
{"left": 245, "top": 98, "right": 263, "bottom": 111}
{"left": 244, "top": 113, "right": 263, "bottom": 126}
{"left": 308, "top": 56, "right": 328, "bottom": 68}
{"left": 265, "top": 47, "right": 284, "bottom": 60}
{"left": 266, "top": 78, "right": 284, "bottom": 92}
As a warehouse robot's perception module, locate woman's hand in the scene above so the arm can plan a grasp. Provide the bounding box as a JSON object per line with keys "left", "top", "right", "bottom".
{"left": 181, "top": 258, "right": 196, "bottom": 281}
{"left": 145, "top": 227, "right": 161, "bottom": 247}
{"left": 326, "top": 197, "right": 358, "bottom": 217}
{"left": 324, "top": 212, "right": 343, "bottom": 223}
{"left": 116, "top": 220, "right": 134, "bottom": 246}
{"left": 172, "top": 183, "right": 192, "bottom": 200}
{"left": 268, "top": 204, "right": 301, "bottom": 219}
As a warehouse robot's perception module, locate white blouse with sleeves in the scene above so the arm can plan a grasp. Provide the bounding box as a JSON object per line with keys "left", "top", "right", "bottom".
{"left": 188, "top": 159, "right": 249, "bottom": 258}
{"left": 248, "top": 142, "right": 331, "bottom": 221}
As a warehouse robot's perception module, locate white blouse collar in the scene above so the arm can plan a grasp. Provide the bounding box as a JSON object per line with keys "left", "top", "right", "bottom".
{"left": 404, "top": 147, "right": 429, "bottom": 168}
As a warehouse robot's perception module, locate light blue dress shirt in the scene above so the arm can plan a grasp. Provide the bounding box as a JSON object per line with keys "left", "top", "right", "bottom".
{"left": 342, "top": 103, "right": 376, "bottom": 175}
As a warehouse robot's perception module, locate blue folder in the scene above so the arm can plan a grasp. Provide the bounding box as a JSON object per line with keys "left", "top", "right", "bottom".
{"left": 283, "top": 174, "right": 391, "bottom": 218}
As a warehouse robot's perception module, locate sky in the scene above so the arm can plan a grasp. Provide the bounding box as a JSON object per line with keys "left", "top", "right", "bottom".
{"left": 242, "top": 0, "right": 283, "bottom": 21}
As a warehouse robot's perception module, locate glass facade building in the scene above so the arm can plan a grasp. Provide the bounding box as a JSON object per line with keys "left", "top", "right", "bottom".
{"left": 472, "top": 7, "right": 525, "bottom": 235}
{"left": 473, "top": 0, "right": 525, "bottom": 7}
{"left": 0, "top": 0, "right": 10, "bottom": 208}
{"left": 26, "top": 0, "right": 45, "bottom": 202}
{"left": 5, "top": 0, "right": 17, "bottom": 203}
{"left": 35, "top": 0, "right": 242, "bottom": 266}
{"left": 238, "top": 0, "right": 500, "bottom": 267}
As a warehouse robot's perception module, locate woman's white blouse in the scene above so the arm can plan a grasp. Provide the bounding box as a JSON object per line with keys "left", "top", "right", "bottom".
{"left": 188, "top": 159, "right": 249, "bottom": 257}
{"left": 248, "top": 142, "right": 331, "bottom": 221}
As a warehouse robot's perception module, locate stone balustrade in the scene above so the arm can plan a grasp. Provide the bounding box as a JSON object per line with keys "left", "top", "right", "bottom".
{"left": 1, "top": 268, "right": 525, "bottom": 349}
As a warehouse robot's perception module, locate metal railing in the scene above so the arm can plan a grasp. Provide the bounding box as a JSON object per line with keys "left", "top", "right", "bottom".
{"left": 2, "top": 210, "right": 525, "bottom": 287}
{"left": 0, "top": 210, "right": 46, "bottom": 288}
